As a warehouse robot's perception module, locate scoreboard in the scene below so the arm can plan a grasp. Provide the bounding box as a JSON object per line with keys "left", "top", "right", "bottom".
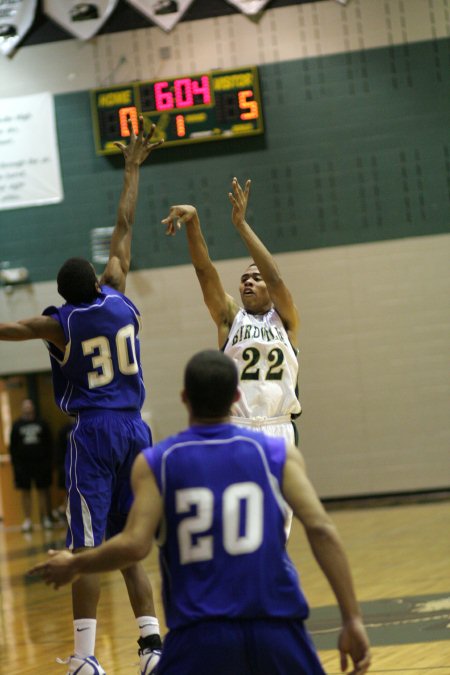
{"left": 91, "top": 66, "right": 264, "bottom": 155}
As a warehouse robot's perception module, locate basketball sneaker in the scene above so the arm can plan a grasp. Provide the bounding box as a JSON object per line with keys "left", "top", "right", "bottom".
{"left": 137, "top": 635, "right": 162, "bottom": 675}
{"left": 56, "top": 654, "right": 106, "bottom": 674}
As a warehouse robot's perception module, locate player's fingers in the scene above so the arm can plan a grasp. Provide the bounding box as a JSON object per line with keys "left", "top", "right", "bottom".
{"left": 353, "top": 652, "right": 371, "bottom": 674}
{"left": 162, "top": 218, "right": 175, "bottom": 235}
{"left": 137, "top": 114, "right": 145, "bottom": 137}
{"left": 127, "top": 116, "right": 137, "bottom": 138}
{"left": 27, "top": 564, "right": 42, "bottom": 576}
{"left": 340, "top": 650, "right": 348, "bottom": 673}
{"left": 145, "top": 123, "right": 157, "bottom": 143}
{"left": 163, "top": 207, "right": 180, "bottom": 221}
{"left": 148, "top": 139, "right": 164, "bottom": 152}
{"left": 112, "top": 141, "right": 126, "bottom": 153}
{"left": 244, "top": 179, "right": 251, "bottom": 196}
{"left": 232, "top": 176, "right": 242, "bottom": 194}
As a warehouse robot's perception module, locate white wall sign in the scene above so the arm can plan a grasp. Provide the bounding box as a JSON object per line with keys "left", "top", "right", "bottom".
{"left": 126, "top": 0, "right": 194, "bottom": 33}
{"left": 44, "top": 0, "right": 119, "bottom": 41}
{"left": 0, "top": 0, "right": 37, "bottom": 57}
{"left": 0, "top": 92, "right": 64, "bottom": 210}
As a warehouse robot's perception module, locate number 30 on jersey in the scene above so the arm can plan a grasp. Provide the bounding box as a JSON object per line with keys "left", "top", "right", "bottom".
{"left": 81, "top": 324, "right": 138, "bottom": 389}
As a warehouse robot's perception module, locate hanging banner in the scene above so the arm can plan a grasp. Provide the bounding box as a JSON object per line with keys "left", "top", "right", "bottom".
{"left": 126, "top": 0, "right": 195, "bottom": 33}
{"left": 43, "top": 0, "right": 119, "bottom": 41}
{"left": 0, "top": 92, "right": 64, "bottom": 210}
{"left": 0, "top": 0, "right": 37, "bottom": 57}
{"left": 224, "top": 0, "right": 271, "bottom": 16}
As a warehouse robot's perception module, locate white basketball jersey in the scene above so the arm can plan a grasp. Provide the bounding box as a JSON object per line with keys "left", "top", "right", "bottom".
{"left": 224, "top": 308, "right": 301, "bottom": 420}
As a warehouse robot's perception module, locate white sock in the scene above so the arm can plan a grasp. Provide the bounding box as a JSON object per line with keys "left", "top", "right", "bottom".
{"left": 74, "top": 618, "right": 97, "bottom": 657}
{"left": 136, "top": 616, "right": 160, "bottom": 639}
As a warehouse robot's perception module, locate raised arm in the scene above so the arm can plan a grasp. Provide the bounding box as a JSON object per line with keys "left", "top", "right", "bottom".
{"left": 162, "top": 204, "right": 239, "bottom": 347}
{"left": 0, "top": 316, "right": 65, "bottom": 352}
{"left": 229, "top": 178, "right": 299, "bottom": 347}
{"left": 100, "top": 116, "right": 163, "bottom": 293}
{"left": 28, "top": 453, "right": 162, "bottom": 588}
{"left": 282, "top": 444, "right": 371, "bottom": 674}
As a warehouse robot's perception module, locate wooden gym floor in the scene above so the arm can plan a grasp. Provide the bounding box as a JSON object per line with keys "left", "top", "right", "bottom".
{"left": 1, "top": 499, "right": 449, "bottom": 674}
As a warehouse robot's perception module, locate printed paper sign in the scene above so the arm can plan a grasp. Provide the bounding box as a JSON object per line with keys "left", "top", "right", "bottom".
{"left": 43, "top": 0, "right": 119, "bottom": 41}
{"left": 0, "top": 92, "right": 64, "bottom": 210}
{"left": 0, "top": 0, "right": 37, "bottom": 57}
{"left": 126, "top": 0, "right": 194, "bottom": 33}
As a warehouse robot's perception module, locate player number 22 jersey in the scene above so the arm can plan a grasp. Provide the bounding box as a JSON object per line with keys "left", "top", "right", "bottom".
{"left": 224, "top": 308, "right": 301, "bottom": 419}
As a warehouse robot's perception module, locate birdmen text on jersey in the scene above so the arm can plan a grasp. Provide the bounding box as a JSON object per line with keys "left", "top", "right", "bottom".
{"left": 231, "top": 321, "right": 288, "bottom": 346}
{"left": 224, "top": 308, "right": 301, "bottom": 420}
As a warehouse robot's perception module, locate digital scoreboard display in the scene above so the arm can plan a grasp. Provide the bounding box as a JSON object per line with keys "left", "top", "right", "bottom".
{"left": 91, "top": 66, "right": 263, "bottom": 155}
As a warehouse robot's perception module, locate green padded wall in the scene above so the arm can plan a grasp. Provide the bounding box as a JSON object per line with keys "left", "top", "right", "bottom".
{"left": 0, "top": 38, "right": 448, "bottom": 283}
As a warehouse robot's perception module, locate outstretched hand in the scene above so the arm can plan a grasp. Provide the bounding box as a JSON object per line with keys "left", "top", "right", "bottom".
{"left": 228, "top": 177, "right": 251, "bottom": 228}
{"left": 113, "top": 115, "right": 164, "bottom": 166}
{"left": 28, "top": 549, "right": 79, "bottom": 590}
{"left": 338, "top": 618, "right": 371, "bottom": 674}
{"left": 162, "top": 205, "right": 198, "bottom": 236}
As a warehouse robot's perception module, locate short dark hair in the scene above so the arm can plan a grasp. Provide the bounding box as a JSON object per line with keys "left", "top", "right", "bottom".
{"left": 184, "top": 350, "right": 238, "bottom": 418}
{"left": 57, "top": 257, "right": 98, "bottom": 304}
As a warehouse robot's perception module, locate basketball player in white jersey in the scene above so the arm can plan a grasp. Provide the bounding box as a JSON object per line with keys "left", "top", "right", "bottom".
{"left": 162, "top": 177, "right": 301, "bottom": 447}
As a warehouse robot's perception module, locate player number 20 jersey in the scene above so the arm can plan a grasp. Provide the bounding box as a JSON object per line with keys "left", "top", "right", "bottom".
{"left": 144, "top": 423, "right": 309, "bottom": 629}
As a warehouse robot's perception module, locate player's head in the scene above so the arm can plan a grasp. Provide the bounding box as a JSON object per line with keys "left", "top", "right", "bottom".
{"left": 57, "top": 257, "right": 99, "bottom": 304}
{"left": 21, "top": 399, "right": 35, "bottom": 420}
{"left": 239, "top": 263, "right": 272, "bottom": 314}
{"left": 183, "top": 350, "right": 239, "bottom": 420}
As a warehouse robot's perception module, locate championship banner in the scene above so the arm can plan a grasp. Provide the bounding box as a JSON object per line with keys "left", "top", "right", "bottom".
{"left": 224, "top": 0, "right": 271, "bottom": 16}
{"left": 0, "top": 0, "right": 37, "bottom": 57}
{"left": 0, "top": 92, "right": 64, "bottom": 210}
{"left": 126, "top": 0, "right": 195, "bottom": 33}
{"left": 43, "top": 0, "right": 119, "bottom": 41}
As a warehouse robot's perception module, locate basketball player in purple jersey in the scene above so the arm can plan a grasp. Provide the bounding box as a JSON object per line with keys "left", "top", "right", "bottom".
{"left": 31, "top": 350, "right": 371, "bottom": 675}
{"left": 0, "top": 117, "right": 163, "bottom": 675}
